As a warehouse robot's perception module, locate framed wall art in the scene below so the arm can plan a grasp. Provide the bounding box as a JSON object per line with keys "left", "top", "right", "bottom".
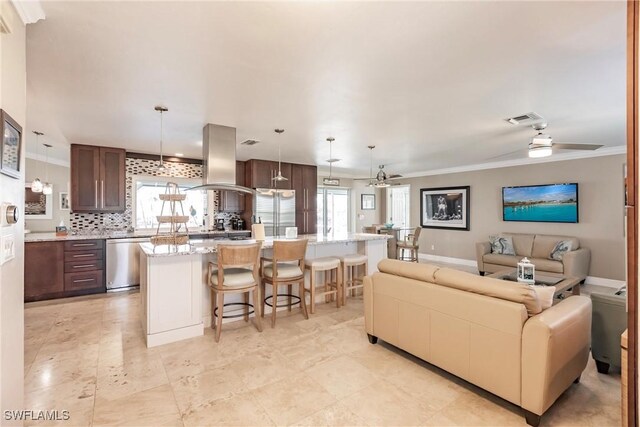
{"left": 361, "top": 194, "right": 376, "bottom": 210}
{"left": 420, "top": 186, "right": 470, "bottom": 230}
{"left": 0, "top": 109, "right": 22, "bottom": 179}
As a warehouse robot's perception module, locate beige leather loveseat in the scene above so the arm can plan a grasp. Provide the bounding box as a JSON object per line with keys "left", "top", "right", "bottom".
{"left": 476, "top": 233, "right": 591, "bottom": 280}
{"left": 364, "top": 259, "right": 591, "bottom": 426}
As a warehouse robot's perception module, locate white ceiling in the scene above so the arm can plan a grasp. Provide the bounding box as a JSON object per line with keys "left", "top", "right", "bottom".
{"left": 25, "top": 1, "right": 626, "bottom": 176}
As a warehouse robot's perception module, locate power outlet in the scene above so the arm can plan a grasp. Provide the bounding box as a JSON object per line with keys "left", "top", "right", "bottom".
{"left": 0, "top": 233, "right": 15, "bottom": 265}
{"left": 431, "top": 245, "right": 435, "bottom": 251}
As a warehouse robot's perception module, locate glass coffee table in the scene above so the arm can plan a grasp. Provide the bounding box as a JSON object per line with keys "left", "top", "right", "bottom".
{"left": 488, "top": 268, "right": 582, "bottom": 297}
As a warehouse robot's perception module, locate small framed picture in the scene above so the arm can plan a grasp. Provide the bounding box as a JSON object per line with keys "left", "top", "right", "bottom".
{"left": 59, "top": 192, "right": 70, "bottom": 210}
{"left": 361, "top": 194, "right": 376, "bottom": 210}
{"left": 0, "top": 109, "right": 22, "bottom": 179}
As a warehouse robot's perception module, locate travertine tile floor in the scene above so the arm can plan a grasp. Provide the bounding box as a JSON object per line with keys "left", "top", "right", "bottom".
{"left": 25, "top": 290, "right": 620, "bottom": 427}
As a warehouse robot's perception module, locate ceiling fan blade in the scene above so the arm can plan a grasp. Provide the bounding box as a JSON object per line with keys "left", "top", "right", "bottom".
{"left": 485, "top": 149, "right": 528, "bottom": 161}
{"left": 553, "top": 143, "right": 603, "bottom": 151}
{"left": 387, "top": 174, "right": 403, "bottom": 179}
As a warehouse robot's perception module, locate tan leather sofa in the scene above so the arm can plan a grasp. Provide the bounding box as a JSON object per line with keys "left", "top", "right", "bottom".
{"left": 476, "top": 233, "right": 591, "bottom": 280}
{"left": 364, "top": 259, "right": 591, "bottom": 426}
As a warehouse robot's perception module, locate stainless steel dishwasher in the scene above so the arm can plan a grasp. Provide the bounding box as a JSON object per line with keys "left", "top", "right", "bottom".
{"left": 106, "top": 237, "right": 149, "bottom": 291}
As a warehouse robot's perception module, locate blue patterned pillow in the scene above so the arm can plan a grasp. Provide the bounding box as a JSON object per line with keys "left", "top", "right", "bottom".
{"left": 550, "top": 240, "right": 574, "bottom": 261}
{"left": 489, "top": 235, "right": 516, "bottom": 256}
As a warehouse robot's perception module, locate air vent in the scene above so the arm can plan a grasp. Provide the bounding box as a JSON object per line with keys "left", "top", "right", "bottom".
{"left": 241, "top": 139, "right": 260, "bottom": 146}
{"left": 505, "top": 112, "right": 544, "bottom": 125}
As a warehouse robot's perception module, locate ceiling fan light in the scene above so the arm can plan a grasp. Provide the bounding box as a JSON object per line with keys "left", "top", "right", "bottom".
{"left": 374, "top": 182, "right": 390, "bottom": 188}
{"left": 528, "top": 146, "right": 552, "bottom": 158}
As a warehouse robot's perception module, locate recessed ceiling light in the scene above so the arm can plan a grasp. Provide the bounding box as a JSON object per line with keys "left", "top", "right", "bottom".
{"left": 175, "top": 153, "right": 184, "bottom": 157}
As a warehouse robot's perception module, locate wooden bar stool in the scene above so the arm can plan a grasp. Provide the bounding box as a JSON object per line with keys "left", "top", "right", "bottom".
{"left": 304, "top": 257, "right": 342, "bottom": 314}
{"left": 339, "top": 254, "right": 368, "bottom": 304}
{"left": 207, "top": 242, "right": 263, "bottom": 342}
{"left": 260, "top": 239, "right": 309, "bottom": 327}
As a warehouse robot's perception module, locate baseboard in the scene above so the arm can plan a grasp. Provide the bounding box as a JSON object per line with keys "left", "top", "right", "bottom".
{"left": 418, "top": 253, "right": 624, "bottom": 290}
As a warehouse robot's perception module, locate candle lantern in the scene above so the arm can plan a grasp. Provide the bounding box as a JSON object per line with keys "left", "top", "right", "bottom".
{"left": 517, "top": 257, "right": 535, "bottom": 285}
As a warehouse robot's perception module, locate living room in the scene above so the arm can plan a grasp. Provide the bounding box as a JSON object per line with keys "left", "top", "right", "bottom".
{"left": 0, "top": 1, "right": 634, "bottom": 426}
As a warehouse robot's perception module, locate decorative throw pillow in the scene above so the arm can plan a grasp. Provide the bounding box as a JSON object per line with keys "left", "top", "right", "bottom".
{"left": 489, "top": 235, "right": 516, "bottom": 256}
{"left": 531, "top": 285, "right": 555, "bottom": 310}
{"left": 550, "top": 240, "right": 574, "bottom": 261}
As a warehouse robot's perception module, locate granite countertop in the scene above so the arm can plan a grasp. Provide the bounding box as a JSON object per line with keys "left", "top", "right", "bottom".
{"left": 24, "top": 229, "right": 251, "bottom": 243}
{"left": 140, "top": 233, "right": 391, "bottom": 257}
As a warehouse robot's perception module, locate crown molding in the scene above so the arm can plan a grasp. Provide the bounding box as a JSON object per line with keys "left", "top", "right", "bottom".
{"left": 10, "top": 0, "right": 45, "bottom": 25}
{"left": 399, "top": 145, "right": 627, "bottom": 179}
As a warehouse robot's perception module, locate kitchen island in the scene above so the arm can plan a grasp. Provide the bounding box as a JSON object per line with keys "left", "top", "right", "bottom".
{"left": 139, "top": 233, "right": 389, "bottom": 347}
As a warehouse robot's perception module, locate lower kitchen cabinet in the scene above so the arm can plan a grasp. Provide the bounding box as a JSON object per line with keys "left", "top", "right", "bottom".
{"left": 25, "top": 240, "right": 106, "bottom": 302}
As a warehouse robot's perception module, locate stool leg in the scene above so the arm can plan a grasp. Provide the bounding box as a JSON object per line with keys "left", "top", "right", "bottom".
{"left": 210, "top": 288, "right": 216, "bottom": 330}
{"left": 336, "top": 267, "right": 341, "bottom": 308}
{"left": 215, "top": 293, "right": 224, "bottom": 342}
{"left": 288, "top": 284, "right": 292, "bottom": 311}
{"left": 342, "top": 263, "right": 348, "bottom": 306}
{"left": 299, "top": 279, "right": 309, "bottom": 319}
{"left": 253, "top": 287, "right": 263, "bottom": 332}
{"left": 310, "top": 267, "right": 316, "bottom": 315}
{"left": 271, "top": 284, "right": 277, "bottom": 328}
{"left": 260, "top": 281, "right": 266, "bottom": 318}
{"left": 325, "top": 270, "right": 331, "bottom": 304}
{"left": 243, "top": 292, "right": 249, "bottom": 322}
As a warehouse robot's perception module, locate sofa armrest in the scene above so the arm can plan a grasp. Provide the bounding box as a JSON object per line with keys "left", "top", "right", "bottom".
{"left": 562, "top": 248, "right": 590, "bottom": 280}
{"left": 521, "top": 296, "right": 591, "bottom": 416}
{"left": 476, "top": 242, "right": 491, "bottom": 273}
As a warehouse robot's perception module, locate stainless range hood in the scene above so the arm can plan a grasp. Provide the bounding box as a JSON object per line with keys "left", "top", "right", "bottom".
{"left": 188, "top": 124, "right": 254, "bottom": 194}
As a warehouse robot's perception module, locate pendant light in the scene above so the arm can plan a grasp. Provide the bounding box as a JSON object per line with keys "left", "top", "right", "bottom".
{"left": 42, "top": 143, "right": 53, "bottom": 195}
{"left": 366, "top": 145, "right": 376, "bottom": 187}
{"left": 272, "top": 128, "right": 288, "bottom": 182}
{"left": 30, "top": 131, "right": 44, "bottom": 193}
{"left": 323, "top": 137, "right": 341, "bottom": 186}
{"left": 155, "top": 106, "right": 169, "bottom": 174}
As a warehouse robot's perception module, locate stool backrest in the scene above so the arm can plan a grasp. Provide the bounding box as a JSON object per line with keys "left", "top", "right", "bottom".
{"left": 410, "top": 227, "right": 422, "bottom": 245}
{"left": 272, "top": 239, "right": 308, "bottom": 264}
{"left": 217, "top": 242, "right": 262, "bottom": 273}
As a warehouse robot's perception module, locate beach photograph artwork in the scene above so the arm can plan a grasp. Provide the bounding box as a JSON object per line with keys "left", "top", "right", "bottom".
{"left": 502, "top": 183, "right": 578, "bottom": 223}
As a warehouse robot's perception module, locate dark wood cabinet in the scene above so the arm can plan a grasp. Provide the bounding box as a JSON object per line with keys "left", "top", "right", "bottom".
{"left": 291, "top": 164, "right": 317, "bottom": 234}
{"left": 219, "top": 161, "right": 246, "bottom": 212}
{"left": 71, "top": 144, "right": 125, "bottom": 213}
{"left": 25, "top": 241, "right": 65, "bottom": 300}
{"left": 25, "top": 239, "right": 106, "bottom": 302}
{"left": 245, "top": 159, "right": 292, "bottom": 190}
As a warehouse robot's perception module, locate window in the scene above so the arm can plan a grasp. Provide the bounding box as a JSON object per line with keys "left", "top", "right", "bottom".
{"left": 317, "top": 187, "right": 350, "bottom": 235}
{"left": 387, "top": 185, "right": 410, "bottom": 229}
{"left": 133, "top": 177, "right": 207, "bottom": 230}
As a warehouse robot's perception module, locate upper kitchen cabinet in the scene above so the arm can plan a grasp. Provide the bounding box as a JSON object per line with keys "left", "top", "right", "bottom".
{"left": 71, "top": 144, "right": 126, "bottom": 213}
{"left": 219, "top": 161, "right": 246, "bottom": 212}
{"left": 245, "top": 159, "right": 292, "bottom": 190}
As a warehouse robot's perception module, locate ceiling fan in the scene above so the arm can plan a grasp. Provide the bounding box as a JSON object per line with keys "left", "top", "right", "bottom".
{"left": 354, "top": 146, "right": 403, "bottom": 187}
{"left": 490, "top": 122, "right": 604, "bottom": 160}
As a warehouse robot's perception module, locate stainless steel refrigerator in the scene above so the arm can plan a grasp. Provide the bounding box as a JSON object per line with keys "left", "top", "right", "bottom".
{"left": 254, "top": 189, "right": 296, "bottom": 237}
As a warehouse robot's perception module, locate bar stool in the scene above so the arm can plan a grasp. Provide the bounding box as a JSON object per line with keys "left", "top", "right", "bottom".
{"left": 339, "top": 254, "right": 368, "bottom": 304}
{"left": 260, "top": 239, "right": 309, "bottom": 327}
{"left": 304, "top": 257, "right": 342, "bottom": 314}
{"left": 207, "top": 242, "right": 263, "bottom": 342}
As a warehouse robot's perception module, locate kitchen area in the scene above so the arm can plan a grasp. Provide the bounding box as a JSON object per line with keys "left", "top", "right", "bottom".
{"left": 23, "top": 123, "right": 319, "bottom": 302}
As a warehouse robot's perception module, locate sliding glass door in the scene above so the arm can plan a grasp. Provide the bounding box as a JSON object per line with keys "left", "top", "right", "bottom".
{"left": 317, "top": 188, "right": 350, "bottom": 234}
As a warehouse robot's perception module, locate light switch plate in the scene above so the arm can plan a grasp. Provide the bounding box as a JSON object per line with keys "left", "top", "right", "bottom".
{"left": 0, "top": 233, "right": 15, "bottom": 265}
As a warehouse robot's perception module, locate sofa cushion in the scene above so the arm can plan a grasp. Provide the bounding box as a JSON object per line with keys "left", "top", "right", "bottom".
{"left": 489, "top": 235, "right": 516, "bottom": 255}
{"left": 483, "top": 253, "right": 519, "bottom": 267}
{"left": 532, "top": 235, "right": 579, "bottom": 259}
{"left": 503, "top": 233, "right": 535, "bottom": 257}
{"left": 377, "top": 259, "right": 440, "bottom": 283}
{"left": 550, "top": 240, "right": 574, "bottom": 261}
{"left": 434, "top": 267, "right": 541, "bottom": 316}
{"left": 532, "top": 286, "right": 555, "bottom": 310}
{"left": 529, "top": 257, "right": 564, "bottom": 274}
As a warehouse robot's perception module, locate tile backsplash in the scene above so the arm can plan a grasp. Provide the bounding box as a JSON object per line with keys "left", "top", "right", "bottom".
{"left": 70, "top": 157, "right": 208, "bottom": 230}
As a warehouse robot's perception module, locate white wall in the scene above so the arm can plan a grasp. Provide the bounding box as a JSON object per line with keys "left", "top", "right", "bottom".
{"left": 0, "top": 0, "right": 26, "bottom": 422}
